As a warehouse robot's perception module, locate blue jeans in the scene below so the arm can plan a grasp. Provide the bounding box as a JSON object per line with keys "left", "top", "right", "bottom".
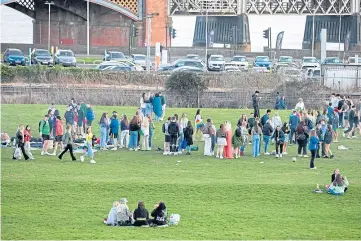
{"left": 129, "top": 131, "right": 138, "bottom": 149}
{"left": 252, "top": 135, "right": 260, "bottom": 157}
{"left": 178, "top": 133, "right": 184, "bottom": 152}
{"left": 186, "top": 145, "right": 191, "bottom": 153}
{"left": 263, "top": 135, "right": 271, "bottom": 153}
{"left": 145, "top": 103, "right": 152, "bottom": 117}
{"left": 240, "top": 135, "right": 248, "bottom": 152}
{"left": 289, "top": 128, "right": 296, "bottom": 144}
{"left": 149, "top": 129, "right": 154, "bottom": 148}
{"left": 85, "top": 142, "right": 94, "bottom": 159}
{"left": 141, "top": 108, "right": 146, "bottom": 116}
{"left": 100, "top": 127, "right": 107, "bottom": 148}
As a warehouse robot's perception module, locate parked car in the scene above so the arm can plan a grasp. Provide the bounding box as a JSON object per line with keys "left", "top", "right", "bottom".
{"left": 54, "top": 49, "right": 76, "bottom": 67}
{"left": 116, "top": 59, "right": 144, "bottom": 71}
{"left": 208, "top": 55, "right": 225, "bottom": 71}
{"left": 31, "top": 48, "right": 53, "bottom": 66}
{"left": 231, "top": 56, "right": 248, "bottom": 70}
{"left": 130, "top": 54, "right": 146, "bottom": 70}
{"left": 301, "top": 57, "right": 320, "bottom": 69}
{"left": 306, "top": 68, "right": 322, "bottom": 82}
{"left": 280, "top": 67, "right": 303, "bottom": 82}
{"left": 224, "top": 63, "right": 241, "bottom": 72}
{"left": 185, "top": 54, "right": 200, "bottom": 59}
{"left": 102, "top": 65, "right": 132, "bottom": 72}
{"left": 347, "top": 57, "right": 361, "bottom": 65}
{"left": 96, "top": 61, "right": 129, "bottom": 70}
{"left": 172, "top": 66, "right": 204, "bottom": 73}
{"left": 253, "top": 56, "right": 272, "bottom": 70}
{"left": 323, "top": 57, "right": 342, "bottom": 65}
{"left": 158, "top": 59, "right": 206, "bottom": 72}
{"left": 104, "top": 51, "right": 126, "bottom": 61}
{"left": 3, "top": 48, "right": 26, "bottom": 66}
{"left": 251, "top": 66, "right": 269, "bottom": 73}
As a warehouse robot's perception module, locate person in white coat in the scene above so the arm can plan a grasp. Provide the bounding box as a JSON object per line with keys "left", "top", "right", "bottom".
{"left": 105, "top": 201, "right": 119, "bottom": 226}
{"left": 272, "top": 112, "right": 283, "bottom": 130}
{"left": 295, "top": 98, "right": 305, "bottom": 112}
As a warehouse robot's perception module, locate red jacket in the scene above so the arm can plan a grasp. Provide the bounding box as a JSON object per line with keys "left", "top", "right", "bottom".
{"left": 56, "top": 119, "right": 64, "bottom": 136}
{"left": 24, "top": 129, "right": 31, "bottom": 142}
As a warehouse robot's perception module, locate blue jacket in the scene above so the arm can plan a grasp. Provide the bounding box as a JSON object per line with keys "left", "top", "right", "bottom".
{"left": 109, "top": 117, "right": 119, "bottom": 134}
{"left": 64, "top": 110, "right": 74, "bottom": 125}
{"left": 260, "top": 114, "right": 269, "bottom": 126}
{"left": 272, "top": 130, "right": 285, "bottom": 142}
{"left": 308, "top": 136, "right": 319, "bottom": 151}
{"left": 120, "top": 120, "right": 129, "bottom": 131}
{"left": 86, "top": 108, "right": 95, "bottom": 122}
{"left": 289, "top": 114, "right": 300, "bottom": 129}
{"left": 327, "top": 106, "right": 334, "bottom": 119}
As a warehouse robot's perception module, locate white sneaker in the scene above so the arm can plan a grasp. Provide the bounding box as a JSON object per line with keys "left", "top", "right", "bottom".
{"left": 280, "top": 154, "right": 283, "bottom": 158}
{"left": 90, "top": 159, "right": 96, "bottom": 164}
{"left": 342, "top": 133, "right": 346, "bottom": 137}
{"left": 174, "top": 152, "right": 178, "bottom": 156}
{"left": 276, "top": 154, "right": 279, "bottom": 158}
{"left": 45, "top": 152, "right": 52, "bottom": 155}
{"left": 111, "top": 147, "right": 117, "bottom": 151}
{"left": 310, "top": 167, "right": 317, "bottom": 169}
{"left": 260, "top": 161, "right": 264, "bottom": 164}
{"left": 220, "top": 156, "right": 224, "bottom": 159}
{"left": 163, "top": 152, "right": 168, "bottom": 156}
{"left": 283, "top": 152, "right": 288, "bottom": 155}
{"left": 41, "top": 151, "right": 45, "bottom": 156}
{"left": 30, "top": 157, "right": 35, "bottom": 160}
{"left": 264, "top": 152, "right": 270, "bottom": 155}
{"left": 216, "top": 155, "right": 220, "bottom": 158}
{"left": 50, "top": 152, "right": 56, "bottom": 156}
{"left": 303, "top": 155, "right": 309, "bottom": 158}
{"left": 80, "top": 156, "right": 85, "bottom": 162}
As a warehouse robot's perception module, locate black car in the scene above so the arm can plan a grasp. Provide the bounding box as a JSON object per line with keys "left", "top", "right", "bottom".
{"left": 31, "top": 49, "right": 53, "bottom": 66}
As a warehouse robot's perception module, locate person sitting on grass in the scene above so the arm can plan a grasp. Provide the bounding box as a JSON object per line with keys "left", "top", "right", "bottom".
{"left": 133, "top": 201, "right": 150, "bottom": 226}
{"left": 329, "top": 168, "right": 348, "bottom": 192}
{"left": 326, "top": 173, "right": 349, "bottom": 195}
{"left": 116, "top": 198, "right": 133, "bottom": 226}
{"left": 150, "top": 202, "right": 167, "bottom": 226}
{"left": 104, "top": 201, "right": 120, "bottom": 226}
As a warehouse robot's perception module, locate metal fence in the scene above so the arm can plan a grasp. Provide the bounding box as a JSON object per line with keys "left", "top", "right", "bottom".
{"left": 324, "top": 66, "right": 361, "bottom": 90}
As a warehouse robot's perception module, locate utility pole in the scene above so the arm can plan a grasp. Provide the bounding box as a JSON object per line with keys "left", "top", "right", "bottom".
{"left": 145, "top": 13, "right": 159, "bottom": 72}
{"left": 45, "top": 1, "right": 54, "bottom": 51}
{"left": 87, "top": 0, "right": 89, "bottom": 55}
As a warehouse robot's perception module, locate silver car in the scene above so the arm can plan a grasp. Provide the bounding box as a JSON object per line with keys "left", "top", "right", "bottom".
{"left": 131, "top": 54, "right": 146, "bottom": 70}
{"left": 208, "top": 55, "right": 225, "bottom": 71}
{"left": 54, "top": 49, "right": 76, "bottom": 67}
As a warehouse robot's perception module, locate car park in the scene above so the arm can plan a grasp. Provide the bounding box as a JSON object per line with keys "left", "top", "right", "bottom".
{"left": 231, "top": 56, "right": 248, "bottom": 70}
{"left": 224, "top": 63, "right": 241, "bottom": 72}
{"left": 251, "top": 66, "right": 268, "bottom": 73}
{"left": 31, "top": 48, "right": 53, "bottom": 66}
{"left": 159, "top": 59, "right": 206, "bottom": 72}
{"left": 208, "top": 55, "right": 225, "bottom": 71}
{"left": 253, "top": 56, "right": 272, "bottom": 70}
{"left": 54, "top": 49, "right": 77, "bottom": 67}
{"left": 3, "top": 48, "right": 26, "bottom": 66}
{"left": 301, "top": 57, "right": 320, "bottom": 69}
{"left": 130, "top": 54, "right": 146, "bottom": 70}
{"left": 185, "top": 54, "right": 200, "bottom": 59}
{"left": 306, "top": 68, "right": 322, "bottom": 82}
{"left": 103, "top": 51, "right": 126, "bottom": 61}
{"left": 280, "top": 67, "right": 303, "bottom": 82}
{"left": 96, "top": 61, "right": 130, "bottom": 70}
{"left": 116, "top": 59, "right": 144, "bottom": 71}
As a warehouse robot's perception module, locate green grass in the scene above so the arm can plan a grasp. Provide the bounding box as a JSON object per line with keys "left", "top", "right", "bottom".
{"left": 76, "top": 57, "right": 103, "bottom": 64}
{"left": 1, "top": 104, "right": 361, "bottom": 240}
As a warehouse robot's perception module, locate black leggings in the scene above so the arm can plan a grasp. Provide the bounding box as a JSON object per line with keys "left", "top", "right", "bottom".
{"left": 59, "top": 144, "right": 76, "bottom": 160}
{"left": 170, "top": 135, "right": 178, "bottom": 152}
{"left": 310, "top": 150, "right": 316, "bottom": 168}
{"left": 276, "top": 143, "right": 284, "bottom": 154}
{"left": 13, "top": 143, "right": 29, "bottom": 160}
{"left": 297, "top": 140, "right": 307, "bottom": 155}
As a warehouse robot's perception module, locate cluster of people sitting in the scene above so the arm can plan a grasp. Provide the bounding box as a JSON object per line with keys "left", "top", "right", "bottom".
{"left": 325, "top": 168, "right": 349, "bottom": 195}
{"left": 104, "top": 199, "right": 168, "bottom": 227}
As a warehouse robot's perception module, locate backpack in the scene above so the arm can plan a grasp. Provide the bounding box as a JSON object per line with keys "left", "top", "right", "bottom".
{"left": 235, "top": 127, "right": 242, "bottom": 137}
{"left": 306, "top": 118, "right": 314, "bottom": 130}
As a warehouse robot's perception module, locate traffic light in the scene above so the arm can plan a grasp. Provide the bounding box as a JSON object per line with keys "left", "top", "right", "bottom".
{"left": 168, "top": 27, "right": 173, "bottom": 37}
{"left": 133, "top": 25, "right": 138, "bottom": 37}
{"left": 263, "top": 28, "right": 269, "bottom": 39}
{"left": 172, "top": 28, "right": 177, "bottom": 39}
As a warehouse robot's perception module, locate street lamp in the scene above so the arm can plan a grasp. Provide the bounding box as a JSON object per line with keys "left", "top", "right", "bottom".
{"left": 145, "top": 13, "right": 159, "bottom": 72}
{"left": 87, "top": 0, "right": 90, "bottom": 55}
{"left": 311, "top": 8, "right": 316, "bottom": 57}
{"left": 205, "top": 10, "right": 208, "bottom": 64}
{"left": 338, "top": 13, "right": 342, "bottom": 58}
{"left": 45, "top": 1, "right": 54, "bottom": 51}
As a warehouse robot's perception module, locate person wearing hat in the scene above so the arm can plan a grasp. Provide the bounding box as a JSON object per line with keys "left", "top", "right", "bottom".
{"left": 109, "top": 111, "right": 119, "bottom": 150}
{"left": 116, "top": 198, "right": 132, "bottom": 226}
{"left": 52, "top": 115, "right": 64, "bottom": 155}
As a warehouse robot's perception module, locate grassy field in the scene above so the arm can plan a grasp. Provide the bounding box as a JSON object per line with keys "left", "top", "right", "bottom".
{"left": 1, "top": 104, "right": 361, "bottom": 240}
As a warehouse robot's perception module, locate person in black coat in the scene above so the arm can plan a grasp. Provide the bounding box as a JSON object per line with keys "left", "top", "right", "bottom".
{"left": 133, "top": 201, "right": 150, "bottom": 226}
{"left": 150, "top": 202, "right": 167, "bottom": 226}
{"left": 183, "top": 121, "right": 194, "bottom": 155}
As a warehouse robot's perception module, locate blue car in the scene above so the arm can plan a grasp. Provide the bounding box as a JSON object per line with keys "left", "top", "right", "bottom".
{"left": 254, "top": 56, "right": 272, "bottom": 70}
{"left": 3, "top": 48, "right": 26, "bottom": 66}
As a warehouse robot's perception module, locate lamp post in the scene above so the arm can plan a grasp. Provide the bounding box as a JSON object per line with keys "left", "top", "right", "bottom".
{"left": 45, "top": 1, "right": 54, "bottom": 51}
{"left": 338, "top": 14, "right": 342, "bottom": 58}
{"left": 87, "top": 0, "right": 90, "bottom": 55}
{"left": 145, "top": 13, "right": 159, "bottom": 72}
{"left": 311, "top": 8, "right": 316, "bottom": 57}
{"left": 205, "top": 10, "right": 208, "bottom": 64}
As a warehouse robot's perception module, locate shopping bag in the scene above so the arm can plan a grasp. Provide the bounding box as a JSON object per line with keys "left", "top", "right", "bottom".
{"left": 169, "top": 214, "right": 180, "bottom": 225}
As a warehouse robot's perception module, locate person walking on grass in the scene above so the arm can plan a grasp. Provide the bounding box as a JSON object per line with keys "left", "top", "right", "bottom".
{"left": 281, "top": 123, "right": 289, "bottom": 154}
{"left": 80, "top": 126, "right": 96, "bottom": 164}
{"left": 24, "top": 125, "right": 34, "bottom": 160}
{"left": 272, "top": 125, "right": 285, "bottom": 158}
{"left": 39, "top": 115, "right": 51, "bottom": 156}
{"left": 308, "top": 129, "right": 319, "bottom": 169}
{"left": 252, "top": 91, "right": 260, "bottom": 118}
{"left": 343, "top": 105, "right": 356, "bottom": 139}
{"left": 58, "top": 125, "right": 76, "bottom": 161}
{"left": 99, "top": 113, "right": 109, "bottom": 150}
{"left": 52, "top": 116, "right": 64, "bottom": 156}
{"left": 296, "top": 121, "right": 309, "bottom": 158}
{"left": 216, "top": 124, "right": 227, "bottom": 159}
{"left": 183, "top": 121, "right": 194, "bottom": 155}
{"left": 289, "top": 110, "right": 300, "bottom": 145}
{"left": 76, "top": 104, "right": 85, "bottom": 137}
{"left": 194, "top": 109, "right": 204, "bottom": 141}
{"left": 240, "top": 121, "right": 248, "bottom": 156}
{"left": 251, "top": 121, "right": 262, "bottom": 161}
{"left": 13, "top": 124, "right": 30, "bottom": 161}
{"left": 109, "top": 112, "right": 119, "bottom": 150}
{"left": 332, "top": 109, "right": 339, "bottom": 142}
{"left": 324, "top": 124, "right": 334, "bottom": 158}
